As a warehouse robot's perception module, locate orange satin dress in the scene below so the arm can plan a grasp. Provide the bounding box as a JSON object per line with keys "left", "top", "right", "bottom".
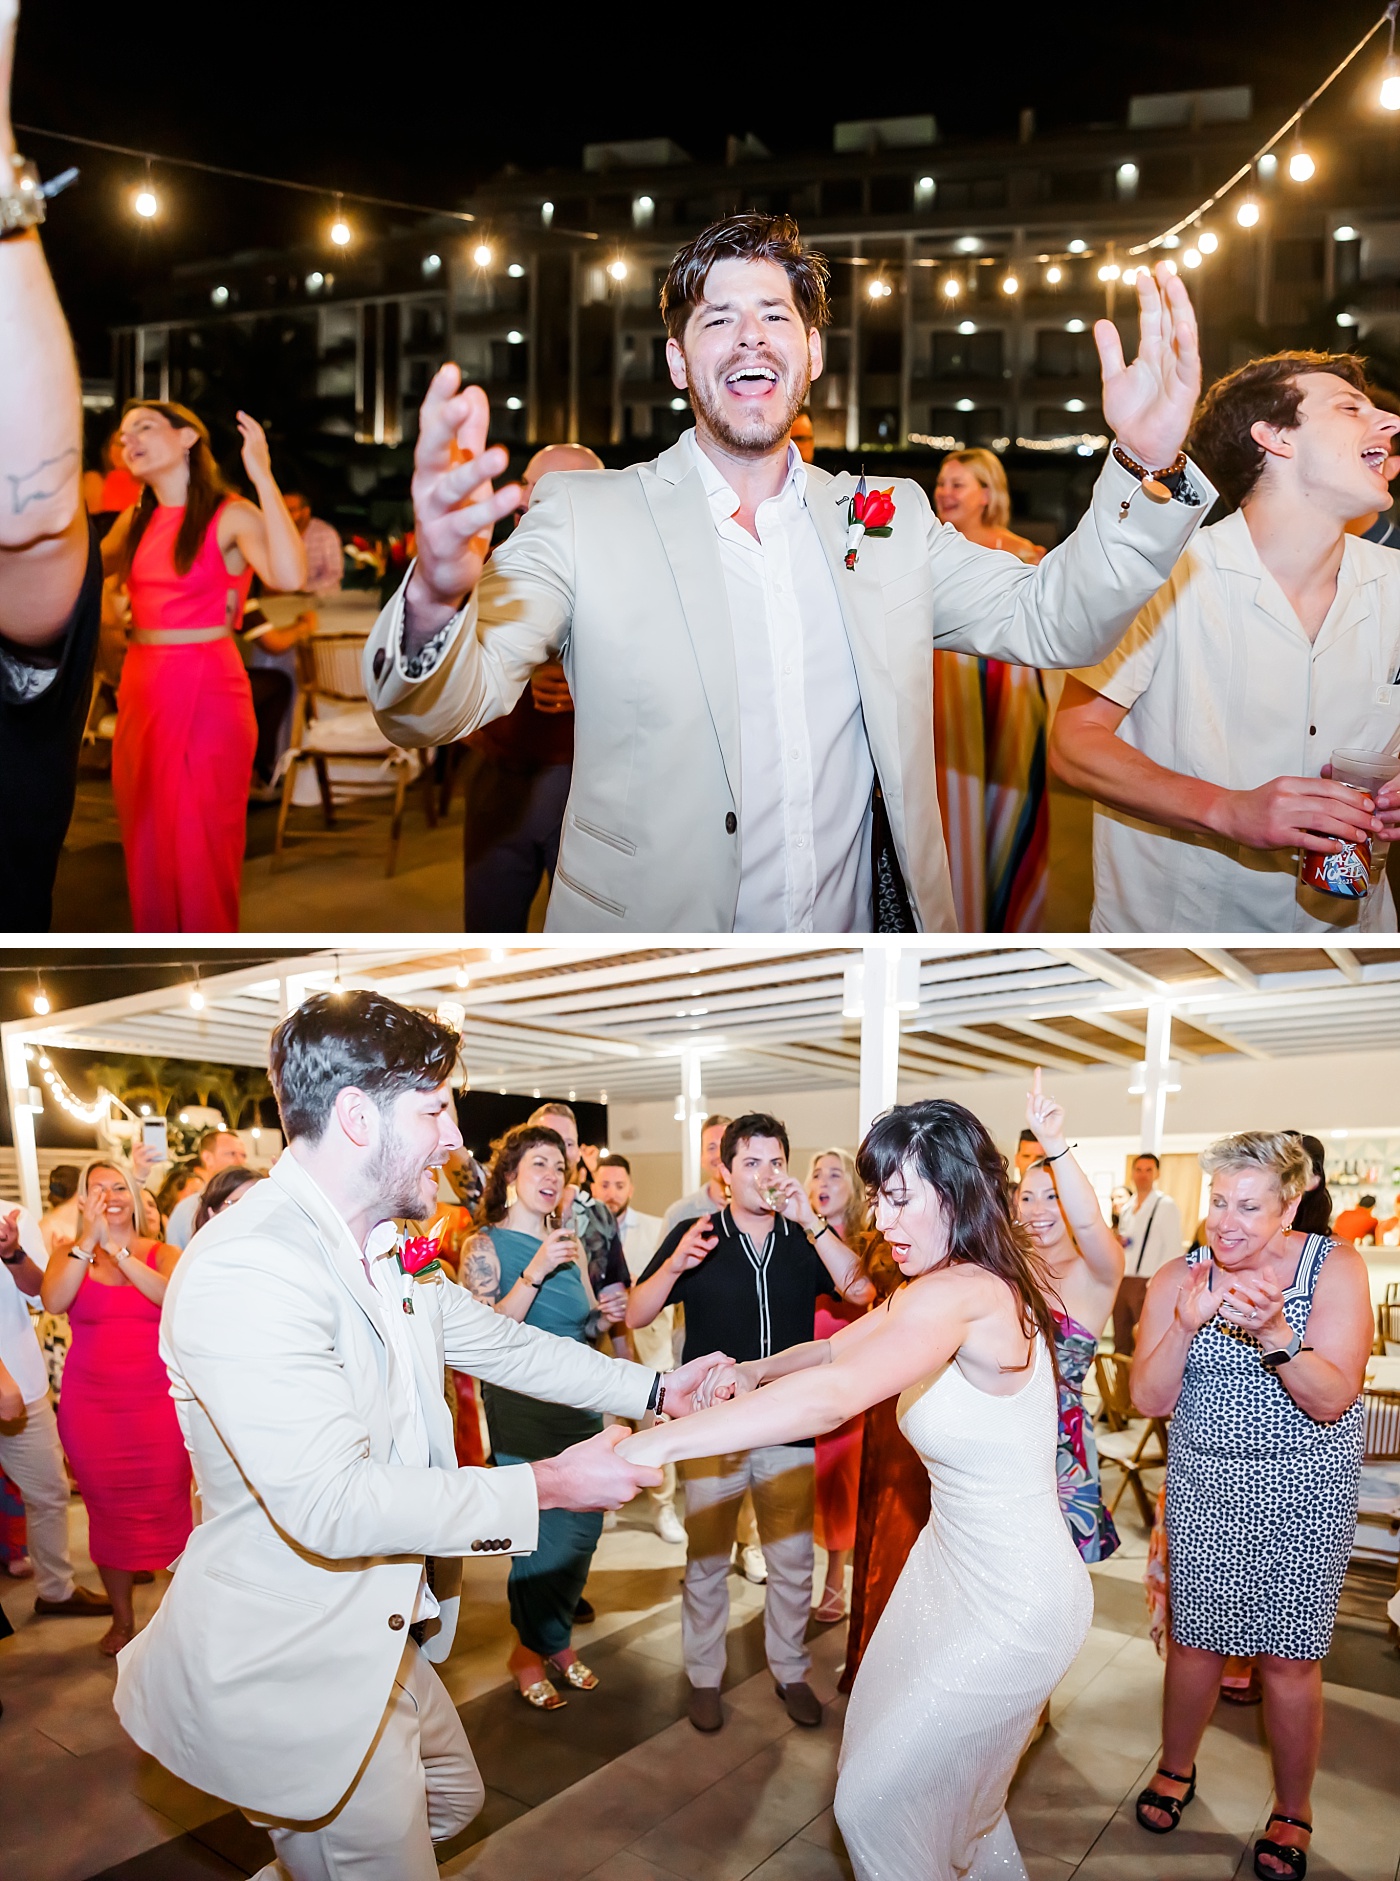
{"left": 114, "top": 502, "right": 256, "bottom": 931}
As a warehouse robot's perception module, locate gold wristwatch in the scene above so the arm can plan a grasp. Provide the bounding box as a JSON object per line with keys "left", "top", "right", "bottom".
{"left": 0, "top": 154, "right": 47, "bottom": 239}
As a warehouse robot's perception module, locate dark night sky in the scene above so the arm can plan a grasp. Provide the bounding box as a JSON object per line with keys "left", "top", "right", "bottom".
{"left": 12, "top": 2, "right": 1386, "bottom": 371}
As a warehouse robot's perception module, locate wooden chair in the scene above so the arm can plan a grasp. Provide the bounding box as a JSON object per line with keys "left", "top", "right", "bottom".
{"left": 272, "top": 633, "right": 436, "bottom": 877}
{"left": 1378, "top": 1302, "right": 1400, "bottom": 1355}
{"left": 1355, "top": 1389, "right": 1400, "bottom": 1642}
{"left": 1093, "top": 1349, "right": 1169, "bottom": 1529}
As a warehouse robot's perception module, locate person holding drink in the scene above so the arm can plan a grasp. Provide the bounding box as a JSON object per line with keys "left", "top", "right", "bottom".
{"left": 1051, "top": 350, "right": 1400, "bottom": 932}
{"left": 459, "top": 1124, "right": 628, "bottom": 1708}
{"left": 627, "top": 1113, "right": 871, "bottom": 1734}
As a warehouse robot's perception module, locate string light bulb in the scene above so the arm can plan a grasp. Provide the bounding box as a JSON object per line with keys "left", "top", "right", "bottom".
{"left": 1382, "top": 55, "right": 1400, "bottom": 111}
{"left": 1097, "top": 262, "right": 1120, "bottom": 282}
{"left": 1000, "top": 273, "right": 1019, "bottom": 296}
{"left": 133, "top": 185, "right": 159, "bottom": 219}
{"left": 867, "top": 276, "right": 892, "bottom": 300}
{"left": 456, "top": 962, "right": 471, "bottom": 988}
{"left": 607, "top": 258, "right": 629, "bottom": 281}
{"left": 1182, "top": 248, "right": 1202, "bottom": 269}
{"left": 1198, "top": 230, "right": 1219, "bottom": 254}
{"left": 1236, "top": 198, "right": 1261, "bottom": 228}
{"left": 1288, "top": 147, "right": 1316, "bottom": 182}
{"left": 329, "top": 194, "right": 352, "bottom": 247}
{"left": 941, "top": 275, "right": 960, "bottom": 298}
{"left": 1044, "top": 264, "right": 1063, "bottom": 285}
{"left": 472, "top": 242, "right": 493, "bottom": 267}
{"left": 32, "top": 977, "right": 50, "bottom": 1016}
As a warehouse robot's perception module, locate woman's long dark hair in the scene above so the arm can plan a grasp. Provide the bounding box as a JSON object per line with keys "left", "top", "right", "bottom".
{"left": 856, "top": 1100, "right": 1058, "bottom": 1372}
{"left": 1289, "top": 1131, "right": 1333, "bottom": 1236}
{"left": 477, "top": 1124, "right": 569, "bottom": 1227}
{"left": 119, "top": 400, "right": 234, "bottom": 578}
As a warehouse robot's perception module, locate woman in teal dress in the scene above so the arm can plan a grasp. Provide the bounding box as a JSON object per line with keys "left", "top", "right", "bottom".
{"left": 1016, "top": 1072, "right": 1126, "bottom": 1562}
{"left": 459, "top": 1123, "right": 629, "bottom": 1710}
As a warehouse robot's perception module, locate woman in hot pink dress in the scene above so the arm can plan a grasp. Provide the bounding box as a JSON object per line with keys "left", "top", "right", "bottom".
{"left": 103, "top": 402, "right": 305, "bottom": 930}
{"left": 41, "top": 1160, "right": 190, "bottom": 1656}
{"left": 806, "top": 1149, "right": 869, "bottom": 1622}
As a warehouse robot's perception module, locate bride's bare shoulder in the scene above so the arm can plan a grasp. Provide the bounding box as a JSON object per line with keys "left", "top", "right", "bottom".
{"left": 893, "top": 1263, "right": 996, "bottom": 1320}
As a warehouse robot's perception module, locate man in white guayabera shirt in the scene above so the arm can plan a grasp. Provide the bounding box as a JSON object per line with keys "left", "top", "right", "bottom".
{"left": 1051, "top": 351, "right": 1400, "bottom": 932}
{"left": 364, "top": 213, "right": 1216, "bottom": 933}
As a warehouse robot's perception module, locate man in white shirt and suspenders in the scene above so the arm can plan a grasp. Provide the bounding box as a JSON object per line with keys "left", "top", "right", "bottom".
{"left": 1113, "top": 1153, "right": 1183, "bottom": 1353}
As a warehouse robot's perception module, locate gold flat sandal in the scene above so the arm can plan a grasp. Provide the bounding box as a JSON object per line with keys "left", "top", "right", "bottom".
{"left": 550, "top": 1658, "right": 600, "bottom": 1690}
{"left": 518, "top": 1677, "right": 566, "bottom": 1710}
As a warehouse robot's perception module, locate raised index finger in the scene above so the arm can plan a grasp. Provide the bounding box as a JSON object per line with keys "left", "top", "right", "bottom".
{"left": 1031, "top": 1065, "right": 1042, "bottom": 1101}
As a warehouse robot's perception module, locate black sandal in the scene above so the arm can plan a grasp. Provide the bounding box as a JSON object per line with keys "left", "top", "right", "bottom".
{"left": 1253, "top": 1813, "right": 1311, "bottom": 1879}
{"left": 1135, "top": 1764, "right": 1196, "bottom": 1834}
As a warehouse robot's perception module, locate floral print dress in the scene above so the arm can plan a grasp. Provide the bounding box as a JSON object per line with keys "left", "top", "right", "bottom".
{"left": 1052, "top": 1311, "right": 1120, "bottom": 1563}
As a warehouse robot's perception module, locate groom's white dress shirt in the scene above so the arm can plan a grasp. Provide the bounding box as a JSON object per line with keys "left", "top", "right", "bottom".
{"left": 683, "top": 431, "right": 873, "bottom": 932}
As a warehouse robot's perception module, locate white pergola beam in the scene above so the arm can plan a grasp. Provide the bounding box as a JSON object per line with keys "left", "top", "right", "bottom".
{"left": 1191, "top": 948, "right": 1259, "bottom": 991}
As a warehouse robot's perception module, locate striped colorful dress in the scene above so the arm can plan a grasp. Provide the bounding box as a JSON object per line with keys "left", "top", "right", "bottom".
{"left": 933, "top": 653, "right": 1049, "bottom": 931}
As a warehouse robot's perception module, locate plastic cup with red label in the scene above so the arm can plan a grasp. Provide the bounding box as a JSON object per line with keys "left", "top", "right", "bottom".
{"left": 1299, "top": 747, "right": 1397, "bottom": 900}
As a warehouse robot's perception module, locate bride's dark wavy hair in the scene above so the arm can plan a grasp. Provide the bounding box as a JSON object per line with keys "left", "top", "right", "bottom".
{"left": 856, "top": 1100, "right": 1058, "bottom": 1375}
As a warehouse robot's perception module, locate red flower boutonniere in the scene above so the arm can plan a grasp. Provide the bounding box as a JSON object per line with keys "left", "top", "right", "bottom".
{"left": 397, "top": 1233, "right": 444, "bottom": 1279}
{"left": 844, "top": 477, "right": 896, "bottom": 569}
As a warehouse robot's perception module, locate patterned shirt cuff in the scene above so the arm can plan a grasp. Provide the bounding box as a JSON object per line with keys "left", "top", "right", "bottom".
{"left": 399, "top": 614, "right": 454, "bottom": 681}
{"left": 0, "top": 638, "right": 61, "bottom": 704}
{"left": 391, "top": 561, "right": 468, "bottom": 682}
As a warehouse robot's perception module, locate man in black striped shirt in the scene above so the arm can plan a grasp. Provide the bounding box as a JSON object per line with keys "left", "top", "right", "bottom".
{"left": 630, "top": 1113, "right": 868, "bottom": 1734}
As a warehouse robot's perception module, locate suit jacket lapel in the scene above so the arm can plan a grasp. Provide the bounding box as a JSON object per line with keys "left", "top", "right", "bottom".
{"left": 640, "top": 452, "right": 742, "bottom": 806}
{"left": 807, "top": 470, "right": 900, "bottom": 798}
{"left": 268, "top": 1157, "right": 416, "bottom": 1452}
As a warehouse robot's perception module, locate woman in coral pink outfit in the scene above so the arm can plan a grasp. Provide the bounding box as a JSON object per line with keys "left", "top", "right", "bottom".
{"left": 102, "top": 403, "right": 306, "bottom": 930}
{"left": 41, "top": 1159, "right": 191, "bottom": 1656}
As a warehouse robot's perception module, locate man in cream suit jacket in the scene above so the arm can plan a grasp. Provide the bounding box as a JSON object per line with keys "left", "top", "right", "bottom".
{"left": 114, "top": 991, "right": 725, "bottom": 1881}
{"left": 366, "top": 213, "right": 1215, "bottom": 933}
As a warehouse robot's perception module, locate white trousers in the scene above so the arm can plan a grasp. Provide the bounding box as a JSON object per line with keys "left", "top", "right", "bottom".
{"left": 681, "top": 1444, "right": 814, "bottom": 1689}
{"left": 0, "top": 1392, "right": 74, "bottom": 1602}
{"left": 248, "top": 1643, "right": 484, "bottom": 1881}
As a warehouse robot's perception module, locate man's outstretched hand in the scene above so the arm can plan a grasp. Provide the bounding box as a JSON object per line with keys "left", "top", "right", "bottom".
{"left": 532, "top": 1426, "right": 662, "bottom": 1512}
{"left": 403, "top": 367, "right": 522, "bottom": 653}
{"left": 1096, "top": 263, "right": 1202, "bottom": 472}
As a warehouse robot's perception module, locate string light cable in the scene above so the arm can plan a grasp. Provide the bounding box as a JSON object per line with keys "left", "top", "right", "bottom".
{"left": 13, "top": 125, "right": 601, "bottom": 240}
{"left": 23, "top": 1045, "right": 118, "bottom": 1127}
{"left": 13, "top": 123, "right": 479, "bottom": 226}
{"left": 1130, "top": 3, "right": 1400, "bottom": 254}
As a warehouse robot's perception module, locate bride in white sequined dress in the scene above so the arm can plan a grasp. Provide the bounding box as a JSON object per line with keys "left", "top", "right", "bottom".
{"left": 620, "top": 1098, "right": 1091, "bottom": 1880}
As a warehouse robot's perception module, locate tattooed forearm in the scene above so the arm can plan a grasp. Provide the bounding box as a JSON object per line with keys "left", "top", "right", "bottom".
{"left": 7, "top": 447, "right": 80, "bottom": 514}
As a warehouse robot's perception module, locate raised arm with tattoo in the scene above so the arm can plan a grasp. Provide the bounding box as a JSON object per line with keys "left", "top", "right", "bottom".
{"left": 0, "top": 0, "right": 88, "bottom": 646}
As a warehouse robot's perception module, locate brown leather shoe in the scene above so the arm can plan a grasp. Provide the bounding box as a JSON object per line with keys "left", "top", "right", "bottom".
{"left": 775, "top": 1680, "right": 823, "bottom": 1727}
{"left": 687, "top": 1684, "right": 724, "bottom": 1732}
{"left": 34, "top": 1586, "right": 112, "bottom": 1617}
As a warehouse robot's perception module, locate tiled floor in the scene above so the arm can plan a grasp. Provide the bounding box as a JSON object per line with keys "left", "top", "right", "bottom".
{"left": 4, "top": 1500, "right": 1399, "bottom": 1881}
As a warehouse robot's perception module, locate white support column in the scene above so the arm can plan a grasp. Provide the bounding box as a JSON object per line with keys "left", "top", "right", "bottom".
{"left": 857, "top": 946, "right": 902, "bottom": 1141}
{"left": 1139, "top": 1002, "right": 1173, "bottom": 1156}
{"left": 680, "top": 1049, "right": 705, "bottom": 1195}
{"left": 2, "top": 1028, "right": 42, "bottom": 1218}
